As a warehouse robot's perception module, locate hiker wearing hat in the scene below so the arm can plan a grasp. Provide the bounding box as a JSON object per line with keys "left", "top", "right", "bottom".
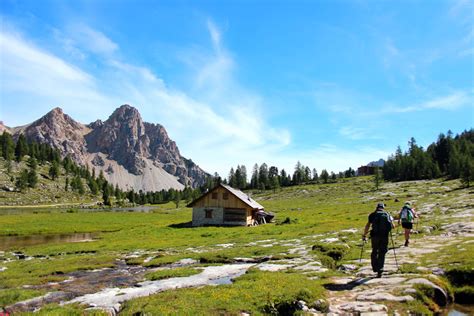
{"left": 362, "top": 202, "right": 394, "bottom": 278}
{"left": 399, "top": 201, "right": 418, "bottom": 247}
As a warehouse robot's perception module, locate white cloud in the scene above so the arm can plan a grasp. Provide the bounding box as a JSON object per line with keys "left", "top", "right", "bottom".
{"left": 207, "top": 19, "right": 222, "bottom": 53}
{"left": 382, "top": 91, "right": 472, "bottom": 113}
{"left": 1, "top": 23, "right": 293, "bottom": 177}
{"left": 70, "top": 24, "right": 118, "bottom": 56}
{"left": 0, "top": 30, "right": 109, "bottom": 117}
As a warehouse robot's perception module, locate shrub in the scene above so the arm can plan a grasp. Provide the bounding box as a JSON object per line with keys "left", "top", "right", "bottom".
{"left": 445, "top": 266, "right": 474, "bottom": 287}
{"left": 453, "top": 286, "right": 474, "bottom": 304}
{"left": 312, "top": 242, "right": 349, "bottom": 264}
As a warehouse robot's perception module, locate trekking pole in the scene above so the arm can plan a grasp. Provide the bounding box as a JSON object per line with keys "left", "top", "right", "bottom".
{"left": 359, "top": 239, "right": 366, "bottom": 263}
{"left": 389, "top": 230, "right": 399, "bottom": 271}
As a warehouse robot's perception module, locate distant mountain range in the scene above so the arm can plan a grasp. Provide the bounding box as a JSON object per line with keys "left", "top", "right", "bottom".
{"left": 367, "top": 159, "right": 385, "bottom": 167}
{"left": 2, "top": 105, "right": 209, "bottom": 192}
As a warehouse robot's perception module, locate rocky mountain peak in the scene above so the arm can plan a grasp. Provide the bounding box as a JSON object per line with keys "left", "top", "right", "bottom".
{"left": 9, "top": 105, "right": 209, "bottom": 190}
{"left": 18, "top": 107, "right": 89, "bottom": 164}
{"left": 0, "top": 121, "right": 9, "bottom": 134}
{"left": 111, "top": 104, "right": 140, "bottom": 119}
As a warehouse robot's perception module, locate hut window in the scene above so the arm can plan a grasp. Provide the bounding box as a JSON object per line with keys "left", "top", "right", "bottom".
{"left": 205, "top": 209, "right": 213, "bottom": 218}
{"left": 211, "top": 192, "right": 218, "bottom": 199}
{"left": 223, "top": 192, "right": 229, "bottom": 200}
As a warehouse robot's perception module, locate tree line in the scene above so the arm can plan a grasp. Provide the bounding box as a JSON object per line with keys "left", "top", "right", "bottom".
{"left": 0, "top": 131, "right": 208, "bottom": 206}
{"left": 224, "top": 129, "right": 473, "bottom": 191}
{"left": 383, "top": 129, "right": 474, "bottom": 186}
{"left": 225, "top": 161, "right": 356, "bottom": 191}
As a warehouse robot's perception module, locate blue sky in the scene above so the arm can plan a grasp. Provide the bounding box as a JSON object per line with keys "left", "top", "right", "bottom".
{"left": 1, "top": 0, "right": 473, "bottom": 177}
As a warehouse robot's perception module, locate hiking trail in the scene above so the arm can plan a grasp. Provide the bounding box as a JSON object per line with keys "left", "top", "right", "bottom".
{"left": 324, "top": 222, "right": 473, "bottom": 315}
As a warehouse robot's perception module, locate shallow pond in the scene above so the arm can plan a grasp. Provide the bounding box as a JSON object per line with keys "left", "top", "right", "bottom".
{"left": 0, "top": 232, "right": 97, "bottom": 250}
{"left": 442, "top": 304, "right": 474, "bottom": 316}
{"left": 0, "top": 205, "right": 158, "bottom": 215}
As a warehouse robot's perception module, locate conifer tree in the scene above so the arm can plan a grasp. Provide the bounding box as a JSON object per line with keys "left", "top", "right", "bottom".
{"left": 250, "top": 164, "right": 259, "bottom": 189}
{"left": 49, "top": 161, "right": 60, "bottom": 180}
{"left": 27, "top": 168, "right": 38, "bottom": 188}
{"left": 15, "top": 169, "right": 29, "bottom": 192}
{"left": 320, "top": 169, "right": 329, "bottom": 184}
{"left": 1, "top": 131, "right": 15, "bottom": 161}
{"left": 15, "top": 134, "right": 29, "bottom": 162}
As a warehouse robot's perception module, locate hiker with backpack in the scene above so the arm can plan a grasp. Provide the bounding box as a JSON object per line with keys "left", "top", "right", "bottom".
{"left": 362, "top": 202, "right": 394, "bottom": 278}
{"left": 398, "top": 201, "right": 418, "bottom": 247}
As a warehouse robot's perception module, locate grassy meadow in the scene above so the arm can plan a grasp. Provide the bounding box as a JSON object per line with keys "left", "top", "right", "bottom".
{"left": 0, "top": 176, "right": 472, "bottom": 315}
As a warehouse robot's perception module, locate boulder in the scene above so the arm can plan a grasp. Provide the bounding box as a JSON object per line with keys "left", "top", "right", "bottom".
{"left": 406, "top": 278, "right": 449, "bottom": 306}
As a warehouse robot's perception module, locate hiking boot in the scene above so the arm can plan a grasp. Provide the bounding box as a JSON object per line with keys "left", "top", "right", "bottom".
{"left": 404, "top": 240, "right": 409, "bottom": 247}
{"left": 376, "top": 271, "right": 383, "bottom": 278}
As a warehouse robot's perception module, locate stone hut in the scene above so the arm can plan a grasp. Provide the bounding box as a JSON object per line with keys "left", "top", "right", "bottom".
{"left": 188, "top": 184, "right": 264, "bottom": 226}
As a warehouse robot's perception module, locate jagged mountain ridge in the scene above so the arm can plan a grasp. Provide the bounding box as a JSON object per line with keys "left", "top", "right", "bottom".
{"left": 9, "top": 105, "right": 209, "bottom": 192}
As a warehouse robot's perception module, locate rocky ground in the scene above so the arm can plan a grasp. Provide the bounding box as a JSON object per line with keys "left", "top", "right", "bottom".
{"left": 6, "top": 220, "right": 473, "bottom": 315}
{"left": 2, "top": 179, "right": 472, "bottom": 315}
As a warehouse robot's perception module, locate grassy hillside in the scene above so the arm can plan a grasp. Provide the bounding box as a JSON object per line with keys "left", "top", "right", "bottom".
{"left": 0, "top": 176, "right": 472, "bottom": 315}
{"left": 0, "top": 158, "right": 100, "bottom": 206}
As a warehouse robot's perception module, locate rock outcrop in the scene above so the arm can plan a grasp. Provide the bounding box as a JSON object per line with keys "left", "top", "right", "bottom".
{"left": 7, "top": 105, "right": 209, "bottom": 191}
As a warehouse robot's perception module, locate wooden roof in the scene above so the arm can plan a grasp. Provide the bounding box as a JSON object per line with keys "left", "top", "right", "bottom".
{"left": 187, "top": 183, "right": 264, "bottom": 210}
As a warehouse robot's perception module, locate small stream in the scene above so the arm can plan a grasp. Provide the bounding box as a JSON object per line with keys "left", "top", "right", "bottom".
{"left": 6, "top": 261, "right": 254, "bottom": 314}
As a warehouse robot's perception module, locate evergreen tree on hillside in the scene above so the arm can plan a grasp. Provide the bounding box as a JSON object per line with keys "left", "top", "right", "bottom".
{"left": 102, "top": 182, "right": 111, "bottom": 205}
{"left": 292, "top": 161, "right": 304, "bottom": 185}
{"left": 280, "top": 169, "right": 290, "bottom": 187}
{"left": 250, "top": 164, "right": 259, "bottom": 189}
{"left": 320, "top": 169, "right": 329, "bottom": 184}
{"left": 1, "top": 132, "right": 15, "bottom": 161}
{"left": 374, "top": 166, "right": 382, "bottom": 191}
{"left": 228, "top": 167, "right": 236, "bottom": 188}
{"left": 258, "top": 163, "right": 269, "bottom": 189}
{"left": 312, "top": 169, "right": 319, "bottom": 182}
{"left": 49, "top": 161, "right": 60, "bottom": 180}
{"left": 15, "top": 169, "right": 29, "bottom": 192}
{"left": 15, "top": 134, "right": 29, "bottom": 162}
{"left": 235, "top": 165, "right": 247, "bottom": 189}
{"left": 88, "top": 177, "right": 99, "bottom": 195}
{"left": 27, "top": 168, "right": 38, "bottom": 188}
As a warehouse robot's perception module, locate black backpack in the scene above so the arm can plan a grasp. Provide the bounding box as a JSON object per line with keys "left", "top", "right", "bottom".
{"left": 371, "top": 211, "right": 392, "bottom": 236}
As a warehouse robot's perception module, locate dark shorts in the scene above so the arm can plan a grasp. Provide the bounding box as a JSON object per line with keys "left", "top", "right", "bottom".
{"left": 402, "top": 222, "right": 413, "bottom": 229}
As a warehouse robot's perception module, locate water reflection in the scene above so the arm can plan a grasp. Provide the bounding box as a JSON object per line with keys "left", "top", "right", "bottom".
{"left": 0, "top": 232, "right": 96, "bottom": 250}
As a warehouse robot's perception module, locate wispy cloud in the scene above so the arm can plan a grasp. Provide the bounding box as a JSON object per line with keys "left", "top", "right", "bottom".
{"left": 382, "top": 91, "right": 472, "bottom": 113}
{"left": 69, "top": 24, "right": 118, "bottom": 56}
{"left": 0, "top": 22, "right": 292, "bottom": 176}
{"left": 339, "top": 126, "right": 381, "bottom": 140}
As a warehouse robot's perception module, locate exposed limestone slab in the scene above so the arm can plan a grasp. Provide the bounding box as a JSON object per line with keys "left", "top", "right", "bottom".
{"left": 66, "top": 264, "right": 254, "bottom": 312}
{"left": 256, "top": 263, "right": 292, "bottom": 271}
{"left": 294, "top": 262, "right": 327, "bottom": 272}
{"left": 365, "top": 277, "right": 406, "bottom": 285}
{"left": 357, "top": 292, "right": 414, "bottom": 302}
{"left": 406, "top": 278, "right": 448, "bottom": 306}
{"left": 341, "top": 228, "right": 359, "bottom": 234}
{"left": 320, "top": 237, "right": 339, "bottom": 243}
{"left": 330, "top": 301, "right": 388, "bottom": 313}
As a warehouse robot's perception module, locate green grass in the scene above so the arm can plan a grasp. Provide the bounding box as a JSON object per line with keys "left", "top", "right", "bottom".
{"left": 0, "top": 158, "right": 99, "bottom": 206}
{"left": 144, "top": 267, "right": 201, "bottom": 281}
{"left": 120, "top": 269, "right": 326, "bottom": 315}
{"left": 0, "top": 176, "right": 472, "bottom": 314}
{"left": 0, "top": 289, "right": 45, "bottom": 306}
